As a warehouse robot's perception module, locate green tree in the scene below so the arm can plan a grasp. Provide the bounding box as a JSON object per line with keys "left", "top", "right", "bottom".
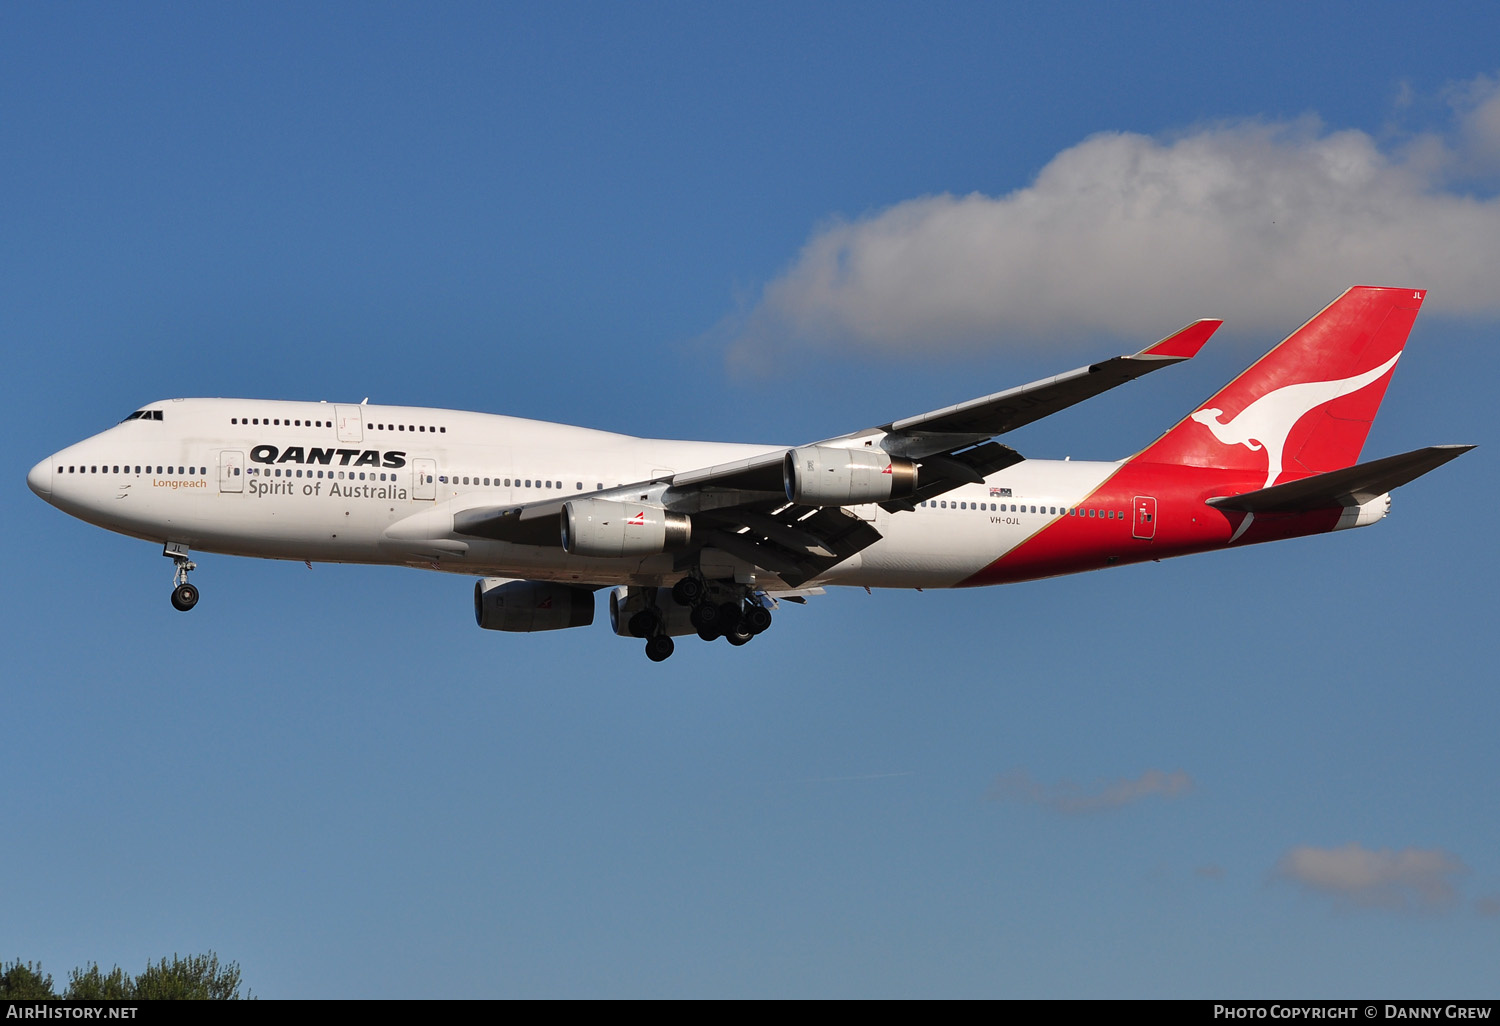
{"left": 5, "top": 952, "right": 248, "bottom": 1000}
{"left": 64, "top": 963, "right": 134, "bottom": 1000}
{"left": 0, "top": 959, "right": 58, "bottom": 999}
{"left": 131, "top": 952, "right": 244, "bottom": 1000}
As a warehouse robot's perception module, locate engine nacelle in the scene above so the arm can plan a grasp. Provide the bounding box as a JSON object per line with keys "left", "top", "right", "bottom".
{"left": 783, "top": 445, "right": 918, "bottom": 505}
{"left": 561, "top": 499, "right": 691, "bottom": 557}
{"left": 474, "top": 578, "right": 595, "bottom": 632}
{"left": 608, "top": 586, "right": 698, "bottom": 638}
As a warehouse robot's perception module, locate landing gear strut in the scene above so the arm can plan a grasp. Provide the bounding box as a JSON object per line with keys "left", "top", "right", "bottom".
{"left": 165, "top": 542, "right": 199, "bottom": 611}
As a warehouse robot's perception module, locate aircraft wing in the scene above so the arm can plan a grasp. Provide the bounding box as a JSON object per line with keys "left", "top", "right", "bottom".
{"left": 451, "top": 319, "right": 1220, "bottom": 585}
{"left": 649, "top": 316, "right": 1222, "bottom": 501}
{"left": 877, "top": 318, "right": 1222, "bottom": 455}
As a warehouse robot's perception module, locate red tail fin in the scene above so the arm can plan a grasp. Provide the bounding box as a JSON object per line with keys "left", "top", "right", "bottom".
{"left": 1131, "top": 286, "right": 1425, "bottom": 487}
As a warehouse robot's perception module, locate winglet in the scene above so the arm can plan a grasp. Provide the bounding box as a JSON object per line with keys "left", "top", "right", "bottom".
{"left": 1141, "top": 318, "right": 1223, "bottom": 360}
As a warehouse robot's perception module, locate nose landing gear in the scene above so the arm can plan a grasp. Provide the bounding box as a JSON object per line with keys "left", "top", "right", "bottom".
{"left": 164, "top": 542, "right": 199, "bottom": 611}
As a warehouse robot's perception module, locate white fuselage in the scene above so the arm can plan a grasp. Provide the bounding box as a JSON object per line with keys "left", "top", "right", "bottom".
{"left": 30, "top": 398, "right": 1119, "bottom": 591}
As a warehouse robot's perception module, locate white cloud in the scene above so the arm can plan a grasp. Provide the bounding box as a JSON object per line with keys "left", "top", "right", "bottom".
{"left": 724, "top": 75, "right": 1500, "bottom": 365}
{"left": 985, "top": 767, "right": 1192, "bottom": 814}
{"left": 1449, "top": 73, "right": 1500, "bottom": 175}
{"left": 1274, "top": 843, "right": 1467, "bottom": 911}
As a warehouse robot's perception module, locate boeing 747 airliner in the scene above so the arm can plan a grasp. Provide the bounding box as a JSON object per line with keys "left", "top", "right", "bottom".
{"left": 28, "top": 286, "right": 1471, "bottom": 660}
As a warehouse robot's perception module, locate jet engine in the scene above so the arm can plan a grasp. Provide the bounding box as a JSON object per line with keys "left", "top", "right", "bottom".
{"left": 560, "top": 499, "right": 691, "bottom": 557}
{"left": 474, "top": 578, "right": 595, "bottom": 632}
{"left": 783, "top": 445, "right": 918, "bottom": 505}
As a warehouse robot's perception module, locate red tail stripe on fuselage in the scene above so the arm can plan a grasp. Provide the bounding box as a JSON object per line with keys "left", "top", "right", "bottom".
{"left": 958, "top": 462, "right": 1344, "bottom": 587}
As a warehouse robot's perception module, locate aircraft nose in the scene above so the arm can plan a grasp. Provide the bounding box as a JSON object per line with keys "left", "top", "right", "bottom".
{"left": 27, "top": 457, "right": 53, "bottom": 499}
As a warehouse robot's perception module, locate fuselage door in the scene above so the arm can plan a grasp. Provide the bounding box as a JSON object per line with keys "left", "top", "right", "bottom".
{"left": 1132, "top": 495, "right": 1157, "bottom": 540}
{"left": 413, "top": 458, "right": 436, "bottom": 501}
{"left": 219, "top": 449, "right": 244, "bottom": 493}
{"left": 336, "top": 405, "right": 364, "bottom": 443}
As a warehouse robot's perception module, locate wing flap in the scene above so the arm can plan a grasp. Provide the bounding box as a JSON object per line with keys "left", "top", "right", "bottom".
{"left": 881, "top": 441, "right": 1025, "bottom": 512}
{"left": 695, "top": 502, "right": 882, "bottom": 587}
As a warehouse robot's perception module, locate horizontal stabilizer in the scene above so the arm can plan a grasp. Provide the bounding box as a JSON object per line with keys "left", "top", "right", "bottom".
{"left": 1206, "top": 445, "right": 1474, "bottom": 513}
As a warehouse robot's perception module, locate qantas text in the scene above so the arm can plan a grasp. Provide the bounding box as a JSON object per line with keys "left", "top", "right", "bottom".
{"left": 250, "top": 444, "right": 406, "bottom": 468}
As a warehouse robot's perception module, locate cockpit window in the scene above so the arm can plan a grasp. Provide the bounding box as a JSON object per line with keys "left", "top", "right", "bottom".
{"left": 121, "top": 410, "right": 164, "bottom": 422}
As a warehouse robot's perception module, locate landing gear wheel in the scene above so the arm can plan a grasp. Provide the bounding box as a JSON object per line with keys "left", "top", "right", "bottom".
{"left": 744, "top": 606, "right": 772, "bottom": 634}
{"left": 717, "top": 602, "right": 744, "bottom": 631}
{"left": 645, "top": 635, "right": 675, "bottom": 662}
{"left": 171, "top": 582, "right": 199, "bottom": 611}
{"left": 690, "top": 602, "right": 720, "bottom": 631}
{"left": 696, "top": 627, "right": 720, "bottom": 643}
{"left": 726, "top": 627, "right": 753, "bottom": 646}
{"left": 628, "top": 609, "right": 661, "bottom": 638}
{"left": 671, "top": 577, "right": 703, "bottom": 606}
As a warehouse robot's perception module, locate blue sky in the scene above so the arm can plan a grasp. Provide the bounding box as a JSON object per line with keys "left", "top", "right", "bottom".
{"left": 3, "top": 2, "right": 1497, "bottom": 998}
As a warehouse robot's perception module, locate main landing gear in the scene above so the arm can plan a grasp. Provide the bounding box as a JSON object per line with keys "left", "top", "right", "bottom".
{"left": 164, "top": 542, "right": 199, "bottom": 611}
{"left": 624, "top": 576, "right": 777, "bottom": 661}
{"left": 685, "top": 593, "right": 772, "bottom": 645}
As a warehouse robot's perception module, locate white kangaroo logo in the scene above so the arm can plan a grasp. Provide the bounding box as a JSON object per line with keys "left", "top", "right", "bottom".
{"left": 1189, "top": 352, "right": 1401, "bottom": 489}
